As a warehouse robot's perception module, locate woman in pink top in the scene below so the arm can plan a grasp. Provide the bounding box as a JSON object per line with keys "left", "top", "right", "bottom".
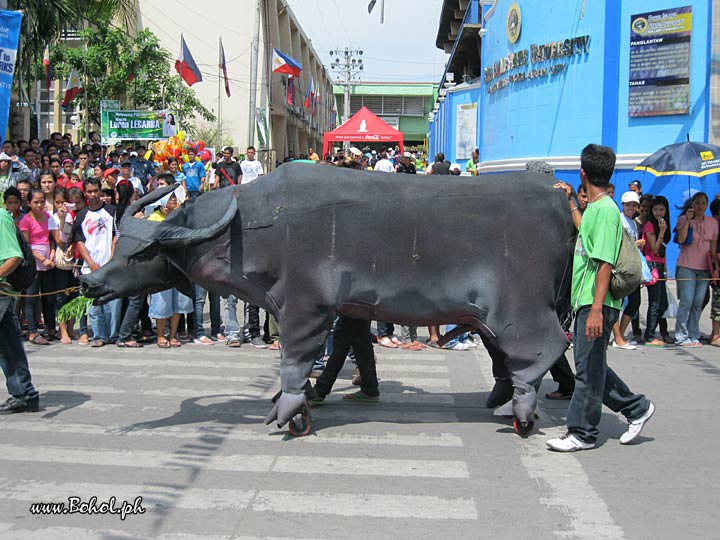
{"left": 674, "top": 192, "right": 719, "bottom": 346}
{"left": 642, "top": 196, "right": 671, "bottom": 346}
{"left": 18, "top": 188, "right": 58, "bottom": 345}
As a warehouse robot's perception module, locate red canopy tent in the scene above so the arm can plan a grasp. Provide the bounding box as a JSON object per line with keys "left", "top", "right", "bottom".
{"left": 322, "top": 106, "right": 404, "bottom": 157}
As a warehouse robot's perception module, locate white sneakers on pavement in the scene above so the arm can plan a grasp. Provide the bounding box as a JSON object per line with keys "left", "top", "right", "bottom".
{"left": 547, "top": 401, "right": 655, "bottom": 451}
{"left": 546, "top": 433, "right": 595, "bottom": 452}
{"left": 620, "top": 402, "right": 655, "bottom": 445}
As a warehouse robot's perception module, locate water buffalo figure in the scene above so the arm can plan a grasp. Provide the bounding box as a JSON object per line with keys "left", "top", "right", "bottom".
{"left": 81, "top": 163, "right": 575, "bottom": 436}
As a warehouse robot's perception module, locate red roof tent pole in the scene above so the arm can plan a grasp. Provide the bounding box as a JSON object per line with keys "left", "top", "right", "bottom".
{"left": 322, "top": 106, "right": 404, "bottom": 158}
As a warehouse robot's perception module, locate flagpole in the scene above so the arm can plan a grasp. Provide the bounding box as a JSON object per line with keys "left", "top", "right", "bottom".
{"left": 218, "top": 37, "right": 222, "bottom": 152}
{"left": 248, "top": 0, "right": 261, "bottom": 147}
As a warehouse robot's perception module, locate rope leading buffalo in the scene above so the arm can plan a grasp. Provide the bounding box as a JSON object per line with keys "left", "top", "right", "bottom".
{"left": 80, "top": 163, "right": 576, "bottom": 436}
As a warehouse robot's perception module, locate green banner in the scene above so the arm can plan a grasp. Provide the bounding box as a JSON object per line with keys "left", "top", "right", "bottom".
{"left": 255, "top": 108, "right": 269, "bottom": 148}
{"left": 101, "top": 110, "right": 178, "bottom": 143}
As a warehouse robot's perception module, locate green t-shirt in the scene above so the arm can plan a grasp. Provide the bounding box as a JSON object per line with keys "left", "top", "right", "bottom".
{"left": 0, "top": 208, "right": 22, "bottom": 286}
{"left": 466, "top": 158, "right": 477, "bottom": 173}
{"left": 571, "top": 196, "right": 622, "bottom": 311}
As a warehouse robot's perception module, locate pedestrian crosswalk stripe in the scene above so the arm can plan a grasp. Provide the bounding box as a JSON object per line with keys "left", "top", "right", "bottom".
{"left": 272, "top": 456, "right": 468, "bottom": 478}
{"left": 0, "top": 524, "right": 229, "bottom": 540}
{"left": 0, "top": 479, "right": 478, "bottom": 519}
{"left": 0, "top": 478, "right": 253, "bottom": 510}
{"left": 0, "top": 445, "right": 468, "bottom": 478}
{"left": 3, "top": 420, "right": 464, "bottom": 447}
{"left": 32, "top": 368, "right": 253, "bottom": 383}
{"left": 251, "top": 490, "right": 478, "bottom": 519}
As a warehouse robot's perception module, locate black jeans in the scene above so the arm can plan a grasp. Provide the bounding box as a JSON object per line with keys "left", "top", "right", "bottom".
{"left": 567, "top": 305, "right": 648, "bottom": 444}
{"left": 644, "top": 263, "right": 668, "bottom": 341}
{"left": 315, "top": 317, "right": 379, "bottom": 398}
{"left": 244, "top": 303, "right": 261, "bottom": 339}
{"left": 622, "top": 286, "right": 641, "bottom": 319}
{"left": 118, "top": 294, "right": 146, "bottom": 342}
{"left": 24, "top": 269, "right": 56, "bottom": 335}
{"left": 549, "top": 354, "right": 575, "bottom": 394}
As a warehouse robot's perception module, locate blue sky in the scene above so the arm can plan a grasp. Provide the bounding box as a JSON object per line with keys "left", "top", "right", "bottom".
{"left": 289, "top": 0, "right": 449, "bottom": 83}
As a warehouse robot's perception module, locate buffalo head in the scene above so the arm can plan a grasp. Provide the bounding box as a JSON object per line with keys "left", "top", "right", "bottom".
{"left": 81, "top": 186, "right": 238, "bottom": 303}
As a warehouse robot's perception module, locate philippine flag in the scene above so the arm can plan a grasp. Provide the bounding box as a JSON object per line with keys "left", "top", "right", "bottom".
{"left": 175, "top": 35, "right": 203, "bottom": 87}
{"left": 60, "top": 67, "right": 82, "bottom": 109}
{"left": 272, "top": 48, "right": 302, "bottom": 77}
{"left": 304, "top": 77, "right": 313, "bottom": 109}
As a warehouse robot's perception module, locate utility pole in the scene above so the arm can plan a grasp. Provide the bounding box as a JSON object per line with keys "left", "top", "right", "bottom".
{"left": 329, "top": 47, "right": 364, "bottom": 127}
{"left": 248, "top": 0, "right": 261, "bottom": 148}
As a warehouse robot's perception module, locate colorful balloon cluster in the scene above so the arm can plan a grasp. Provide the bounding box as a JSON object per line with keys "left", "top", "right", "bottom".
{"left": 152, "top": 133, "right": 212, "bottom": 168}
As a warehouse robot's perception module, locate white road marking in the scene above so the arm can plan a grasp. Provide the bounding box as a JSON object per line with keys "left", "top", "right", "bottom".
{"left": 250, "top": 490, "right": 478, "bottom": 520}
{"left": 3, "top": 420, "right": 463, "bottom": 448}
{"left": 472, "top": 349, "right": 625, "bottom": 540}
{"left": 0, "top": 444, "right": 466, "bottom": 479}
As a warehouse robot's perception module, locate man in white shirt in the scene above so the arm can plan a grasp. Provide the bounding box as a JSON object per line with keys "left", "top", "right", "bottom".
{"left": 240, "top": 146, "right": 264, "bottom": 184}
{"left": 373, "top": 151, "right": 395, "bottom": 173}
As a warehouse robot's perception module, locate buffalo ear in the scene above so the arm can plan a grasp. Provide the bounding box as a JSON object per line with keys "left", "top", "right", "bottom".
{"left": 125, "top": 196, "right": 238, "bottom": 259}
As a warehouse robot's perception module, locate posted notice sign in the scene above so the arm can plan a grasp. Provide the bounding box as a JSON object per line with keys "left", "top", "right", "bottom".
{"left": 629, "top": 6, "right": 692, "bottom": 117}
{"left": 101, "top": 110, "right": 178, "bottom": 142}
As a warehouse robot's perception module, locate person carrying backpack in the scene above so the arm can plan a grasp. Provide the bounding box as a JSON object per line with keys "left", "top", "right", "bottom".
{"left": 0, "top": 205, "right": 40, "bottom": 414}
{"left": 546, "top": 144, "right": 654, "bottom": 452}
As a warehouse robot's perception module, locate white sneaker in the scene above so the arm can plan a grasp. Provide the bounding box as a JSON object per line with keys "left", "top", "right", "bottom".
{"left": 620, "top": 402, "right": 655, "bottom": 445}
{"left": 445, "top": 341, "right": 470, "bottom": 351}
{"left": 546, "top": 433, "right": 595, "bottom": 452}
{"left": 612, "top": 341, "right": 637, "bottom": 350}
{"left": 465, "top": 340, "right": 478, "bottom": 348}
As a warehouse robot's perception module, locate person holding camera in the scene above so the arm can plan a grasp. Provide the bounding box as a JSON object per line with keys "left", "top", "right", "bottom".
{"left": 674, "top": 191, "right": 718, "bottom": 347}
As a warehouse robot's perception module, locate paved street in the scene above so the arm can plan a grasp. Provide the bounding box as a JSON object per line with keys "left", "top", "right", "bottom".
{"left": 0, "top": 328, "right": 718, "bottom": 540}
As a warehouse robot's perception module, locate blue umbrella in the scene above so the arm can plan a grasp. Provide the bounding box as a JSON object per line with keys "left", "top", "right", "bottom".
{"left": 634, "top": 140, "right": 720, "bottom": 177}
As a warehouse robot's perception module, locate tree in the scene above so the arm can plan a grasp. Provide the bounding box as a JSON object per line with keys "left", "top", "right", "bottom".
{"left": 10, "top": 0, "right": 136, "bottom": 89}
{"left": 49, "top": 26, "right": 215, "bottom": 138}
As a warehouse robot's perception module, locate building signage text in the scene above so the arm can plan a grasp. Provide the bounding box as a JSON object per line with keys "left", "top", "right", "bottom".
{"left": 484, "top": 35, "right": 590, "bottom": 95}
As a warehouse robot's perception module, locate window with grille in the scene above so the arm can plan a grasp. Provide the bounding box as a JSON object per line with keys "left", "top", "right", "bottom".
{"left": 348, "top": 95, "right": 425, "bottom": 116}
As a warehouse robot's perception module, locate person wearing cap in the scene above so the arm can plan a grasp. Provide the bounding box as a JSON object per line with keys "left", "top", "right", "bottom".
{"left": 349, "top": 147, "right": 363, "bottom": 162}
{"left": 466, "top": 148, "right": 479, "bottom": 176}
{"left": 609, "top": 191, "right": 645, "bottom": 350}
{"left": 628, "top": 180, "right": 642, "bottom": 196}
{"left": 119, "top": 160, "right": 144, "bottom": 195}
{"left": 0, "top": 152, "right": 30, "bottom": 206}
{"left": 102, "top": 167, "right": 120, "bottom": 191}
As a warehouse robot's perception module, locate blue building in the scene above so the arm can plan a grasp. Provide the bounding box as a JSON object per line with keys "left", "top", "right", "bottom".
{"left": 429, "top": 0, "right": 720, "bottom": 274}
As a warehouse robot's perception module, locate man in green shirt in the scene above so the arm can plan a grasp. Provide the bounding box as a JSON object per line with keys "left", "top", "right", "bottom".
{"left": 547, "top": 144, "right": 653, "bottom": 452}
{"left": 0, "top": 208, "right": 39, "bottom": 414}
{"left": 465, "top": 148, "right": 479, "bottom": 176}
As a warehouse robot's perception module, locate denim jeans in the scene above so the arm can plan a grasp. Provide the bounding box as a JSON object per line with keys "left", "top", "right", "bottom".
{"left": 644, "top": 263, "right": 668, "bottom": 341}
{"left": 675, "top": 266, "right": 710, "bottom": 343}
{"left": 89, "top": 298, "right": 122, "bottom": 343}
{"left": 376, "top": 321, "right": 394, "bottom": 338}
{"left": 0, "top": 297, "right": 38, "bottom": 400}
{"left": 567, "top": 305, "right": 649, "bottom": 444}
{"left": 118, "top": 294, "right": 146, "bottom": 342}
{"left": 443, "top": 323, "right": 469, "bottom": 348}
{"left": 193, "top": 285, "right": 221, "bottom": 338}
{"left": 223, "top": 295, "right": 241, "bottom": 338}
{"left": 315, "top": 316, "right": 379, "bottom": 398}
{"left": 401, "top": 325, "right": 417, "bottom": 342}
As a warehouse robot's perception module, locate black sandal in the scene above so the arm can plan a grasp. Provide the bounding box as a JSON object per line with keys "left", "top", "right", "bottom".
{"left": 117, "top": 340, "right": 144, "bottom": 348}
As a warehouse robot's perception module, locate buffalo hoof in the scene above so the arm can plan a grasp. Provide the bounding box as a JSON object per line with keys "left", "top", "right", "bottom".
{"left": 486, "top": 378, "right": 514, "bottom": 409}
{"left": 512, "top": 382, "right": 538, "bottom": 426}
{"left": 264, "top": 391, "right": 308, "bottom": 428}
{"left": 513, "top": 418, "right": 535, "bottom": 437}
